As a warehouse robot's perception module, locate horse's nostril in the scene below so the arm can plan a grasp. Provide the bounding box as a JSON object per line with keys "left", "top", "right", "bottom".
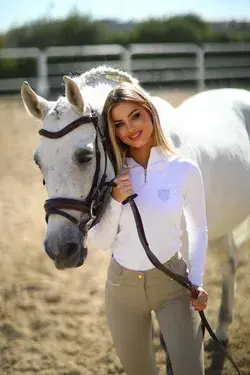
{"left": 44, "top": 240, "right": 55, "bottom": 260}
{"left": 63, "top": 242, "right": 79, "bottom": 258}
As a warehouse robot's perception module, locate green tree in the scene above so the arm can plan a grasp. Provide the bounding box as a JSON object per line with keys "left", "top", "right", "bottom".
{"left": 129, "top": 14, "right": 211, "bottom": 44}
{"left": 5, "top": 14, "right": 113, "bottom": 49}
{"left": 0, "top": 34, "right": 17, "bottom": 79}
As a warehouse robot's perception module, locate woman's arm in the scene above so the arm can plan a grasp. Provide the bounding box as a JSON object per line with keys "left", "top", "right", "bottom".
{"left": 88, "top": 195, "right": 122, "bottom": 251}
{"left": 183, "top": 161, "right": 208, "bottom": 287}
{"left": 89, "top": 170, "right": 133, "bottom": 251}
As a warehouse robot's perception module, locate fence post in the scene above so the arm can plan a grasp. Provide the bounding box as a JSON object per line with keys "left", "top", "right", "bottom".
{"left": 36, "top": 50, "right": 49, "bottom": 97}
{"left": 121, "top": 47, "right": 131, "bottom": 73}
{"left": 196, "top": 46, "right": 205, "bottom": 92}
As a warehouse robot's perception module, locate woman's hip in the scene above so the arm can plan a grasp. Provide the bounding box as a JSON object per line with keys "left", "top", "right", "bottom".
{"left": 105, "top": 251, "right": 189, "bottom": 308}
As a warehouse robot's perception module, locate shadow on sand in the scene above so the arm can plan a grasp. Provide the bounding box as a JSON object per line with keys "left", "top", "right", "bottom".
{"left": 162, "top": 339, "right": 232, "bottom": 375}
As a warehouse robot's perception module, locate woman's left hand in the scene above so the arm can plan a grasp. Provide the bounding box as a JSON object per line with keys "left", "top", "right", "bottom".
{"left": 190, "top": 286, "right": 208, "bottom": 311}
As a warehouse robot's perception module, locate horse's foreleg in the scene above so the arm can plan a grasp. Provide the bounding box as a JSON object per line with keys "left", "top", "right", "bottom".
{"left": 215, "top": 232, "right": 237, "bottom": 343}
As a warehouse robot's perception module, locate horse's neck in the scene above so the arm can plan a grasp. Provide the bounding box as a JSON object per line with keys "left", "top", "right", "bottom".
{"left": 82, "top": 82, "right": 115, "bottom": 114}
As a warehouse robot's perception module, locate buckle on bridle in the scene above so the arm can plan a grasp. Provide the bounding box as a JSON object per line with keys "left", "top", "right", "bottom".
{"left": 79, "top": 200, "right": 96, "bottom": 232}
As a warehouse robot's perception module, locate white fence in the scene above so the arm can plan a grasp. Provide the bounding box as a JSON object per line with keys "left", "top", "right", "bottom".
{"left": 0, "top": 43, "right": 250, "bottom": 97}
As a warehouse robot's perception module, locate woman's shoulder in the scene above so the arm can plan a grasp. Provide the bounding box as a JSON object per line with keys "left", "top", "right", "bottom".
{"left": 168, "top": 154, "right": 201, "bottom": 175}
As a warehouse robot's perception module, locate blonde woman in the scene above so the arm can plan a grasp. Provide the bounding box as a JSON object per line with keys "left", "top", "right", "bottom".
{"left": 89, "top": 82, "right": 208, "bottom": 375}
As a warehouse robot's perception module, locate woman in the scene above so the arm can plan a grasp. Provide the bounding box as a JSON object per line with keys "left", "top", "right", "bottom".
{"left": 89, "top": 82, "right": 208, "bottom": 375}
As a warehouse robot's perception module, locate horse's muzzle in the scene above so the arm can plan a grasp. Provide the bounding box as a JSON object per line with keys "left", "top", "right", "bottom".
{"left": 44, "top": 239, "right": 87, "bottom": 269}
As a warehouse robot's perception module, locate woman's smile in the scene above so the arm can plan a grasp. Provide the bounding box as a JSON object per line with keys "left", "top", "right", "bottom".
{"left": 129, "top": 130, "right": 142, "bottom": 140}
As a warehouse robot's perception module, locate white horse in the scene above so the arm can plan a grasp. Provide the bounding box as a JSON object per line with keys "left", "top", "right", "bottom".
{"left": 20, "top": 66, "right": 250, "bottom": 346}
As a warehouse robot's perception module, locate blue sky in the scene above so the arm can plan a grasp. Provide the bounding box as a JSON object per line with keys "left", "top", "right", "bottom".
{"left": 1, "top": 0, "right": 250, "bottom": 33}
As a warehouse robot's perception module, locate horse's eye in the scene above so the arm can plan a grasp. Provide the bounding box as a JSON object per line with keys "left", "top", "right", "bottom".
{"left": 43, "top": 178, "right": 46, "bottom": 186}
{"left": 74, "top": 148, "right": 93, "bottom": 165}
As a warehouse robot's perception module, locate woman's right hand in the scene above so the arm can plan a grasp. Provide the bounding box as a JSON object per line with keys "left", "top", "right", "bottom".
{"left": 112, "top": 170, "right": 133, "bottom": 203}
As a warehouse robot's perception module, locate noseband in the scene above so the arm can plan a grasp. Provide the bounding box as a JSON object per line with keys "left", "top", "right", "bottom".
{"left": 39, "top": 110, "right": 114, "bottom": 235}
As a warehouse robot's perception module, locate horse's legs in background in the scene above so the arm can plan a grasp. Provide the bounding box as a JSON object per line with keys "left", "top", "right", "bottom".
{"left": 211, "top": 232, "right": 238, "bottom": 344}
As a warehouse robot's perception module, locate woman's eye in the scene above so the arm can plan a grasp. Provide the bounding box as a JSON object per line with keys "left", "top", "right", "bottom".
{"left": 115, "top": 122, "right": 124, "bottom": 128}
{"left": 132, "top": 112, "right": 140, "bottom": 120}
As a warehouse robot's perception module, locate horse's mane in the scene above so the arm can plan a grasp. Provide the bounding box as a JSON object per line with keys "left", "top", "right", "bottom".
{"left": 53, "top": 66, "right": 139, "bottom": 116}
{"left": 72, "top": 65, "right": 139, "bottom": 89}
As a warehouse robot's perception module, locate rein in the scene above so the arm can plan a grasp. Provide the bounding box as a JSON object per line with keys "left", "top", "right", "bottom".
{"left": 39, "top": 109, "right": 241, "bottom": 375}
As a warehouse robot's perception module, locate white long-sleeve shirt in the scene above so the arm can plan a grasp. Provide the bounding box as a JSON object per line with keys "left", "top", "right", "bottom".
{"left": 89, "top": 146, "right": 208, "bottom": 286}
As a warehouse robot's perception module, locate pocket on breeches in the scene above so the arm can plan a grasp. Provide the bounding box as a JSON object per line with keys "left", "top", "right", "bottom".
{"left": 106, "top": 259, "right": 125, "bottom": 287}
{"left": 105, "top": 260, "right": 139, "bottom": 311}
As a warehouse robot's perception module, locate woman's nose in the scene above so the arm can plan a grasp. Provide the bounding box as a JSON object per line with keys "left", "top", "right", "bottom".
{"left": 126, "top": 122, "right": 136, "bottom": 132}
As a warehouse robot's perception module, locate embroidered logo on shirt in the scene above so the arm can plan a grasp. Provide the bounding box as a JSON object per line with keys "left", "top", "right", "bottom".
{"left": 158, "top": 189, "right": 170, "bottom": 201}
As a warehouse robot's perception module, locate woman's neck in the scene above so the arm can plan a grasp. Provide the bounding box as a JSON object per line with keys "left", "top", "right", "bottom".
{"left": 127, "top": 139, "right": 155, "bottom": 169}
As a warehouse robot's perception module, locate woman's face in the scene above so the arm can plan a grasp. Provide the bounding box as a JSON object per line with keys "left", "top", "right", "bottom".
{"left": 110, "top": 101, "right": 154, "bottom": 149}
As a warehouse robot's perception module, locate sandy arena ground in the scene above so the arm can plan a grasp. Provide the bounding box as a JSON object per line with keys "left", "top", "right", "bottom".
{"left": 0, "top": 91, "right": 249, "bottom": 375}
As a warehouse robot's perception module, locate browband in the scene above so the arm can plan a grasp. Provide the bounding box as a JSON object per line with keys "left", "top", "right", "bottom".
{"left": 39, "top": 114, "right": 98, "bottom": 139}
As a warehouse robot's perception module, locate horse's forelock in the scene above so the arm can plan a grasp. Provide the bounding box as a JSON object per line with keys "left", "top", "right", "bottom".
{"left": 49, "top": 95, "right": 82, "bottom": 119}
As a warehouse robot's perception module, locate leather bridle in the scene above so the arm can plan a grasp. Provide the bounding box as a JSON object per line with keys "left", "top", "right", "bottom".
{"left": 38, "top": 108, "right": 241, "bottom": 374}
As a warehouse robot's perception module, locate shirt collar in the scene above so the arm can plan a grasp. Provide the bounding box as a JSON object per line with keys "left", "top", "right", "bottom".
{"left": 125, "top": 146, "right": 169, "bottom": 169}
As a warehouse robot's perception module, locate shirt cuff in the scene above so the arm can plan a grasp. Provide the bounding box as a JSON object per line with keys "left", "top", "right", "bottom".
{"left": 188, "top": 272, "right": 203, "bottom": 288}
{"left": 109, "top": 195, "right": 122, "bottom": 211}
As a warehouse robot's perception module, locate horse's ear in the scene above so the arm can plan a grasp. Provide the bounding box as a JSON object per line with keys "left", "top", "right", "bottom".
{"left": 63, "top": 76, "right": 85, "bottom": 114}
{"left": 21, "top": 81, "right": 50, "bottom": 120}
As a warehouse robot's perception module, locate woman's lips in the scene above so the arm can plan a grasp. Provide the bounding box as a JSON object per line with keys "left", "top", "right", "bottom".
{"left": 129, "top": 131, "right": 142, "bottom": 140}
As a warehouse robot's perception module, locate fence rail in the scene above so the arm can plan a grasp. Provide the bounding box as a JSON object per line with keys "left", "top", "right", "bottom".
{"left": 0, "top": 43, "right": 250, "bottom": 97}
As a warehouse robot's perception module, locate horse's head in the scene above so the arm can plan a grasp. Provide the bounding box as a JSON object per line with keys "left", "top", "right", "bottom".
{"left": 21, "top": 76, "right": 115, "bottom": 269}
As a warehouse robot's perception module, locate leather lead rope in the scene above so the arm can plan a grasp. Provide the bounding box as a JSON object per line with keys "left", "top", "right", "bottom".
{"left": 122, "top": 194, "right": 241, "bottom": 375}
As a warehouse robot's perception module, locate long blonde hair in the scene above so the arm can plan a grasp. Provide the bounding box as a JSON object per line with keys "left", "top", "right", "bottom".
{"left": 102, "top": 82, "right": 176, "bottom": 174}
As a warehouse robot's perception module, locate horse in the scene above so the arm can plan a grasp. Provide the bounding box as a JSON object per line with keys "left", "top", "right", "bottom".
{"left": 20, "top": 66, "right": 250, "bottom": 351}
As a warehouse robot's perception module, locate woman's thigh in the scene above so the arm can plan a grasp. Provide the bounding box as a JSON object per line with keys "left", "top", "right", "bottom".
{"left": 105, "top": 260, "right": 157, "bottom": 375}
{"left": 150, "top": 253, "right": 204, "bottom": 375}
{"left": 156, "top": 293, "right": 204, "bottom": 375}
